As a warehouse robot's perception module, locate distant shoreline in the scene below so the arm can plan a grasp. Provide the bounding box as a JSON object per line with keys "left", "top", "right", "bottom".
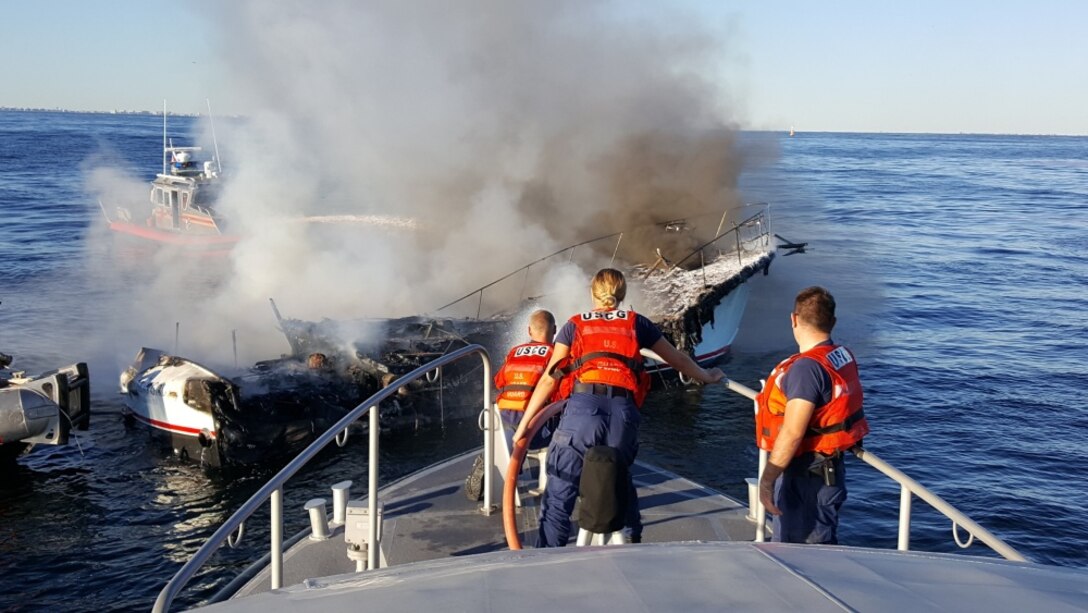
{"left": 1, "top": 108, "right": 1082, "bottom": 137}
{"left": 0, "top": 107, "right": 199, "bottom": 117}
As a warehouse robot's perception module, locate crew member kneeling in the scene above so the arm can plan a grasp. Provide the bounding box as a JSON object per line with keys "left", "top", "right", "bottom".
{"left": 756, "top": 286, "right": 869, "bottom": 544}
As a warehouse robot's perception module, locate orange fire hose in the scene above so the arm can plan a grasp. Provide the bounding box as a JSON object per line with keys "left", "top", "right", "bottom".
{"left": 503, "top": 401, "right": 566, "bottom": 550}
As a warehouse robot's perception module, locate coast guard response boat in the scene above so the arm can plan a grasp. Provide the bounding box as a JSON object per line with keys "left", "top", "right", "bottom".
{"left": 100, "top": 108, "right": 236, "bottom": 251}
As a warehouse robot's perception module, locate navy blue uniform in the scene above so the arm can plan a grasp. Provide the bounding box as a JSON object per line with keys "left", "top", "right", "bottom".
{"left": 538, "top": 314, "right": 661, "bottom": 547}
{"left": 772, "top": 340, "right": 848, "bottom": 544}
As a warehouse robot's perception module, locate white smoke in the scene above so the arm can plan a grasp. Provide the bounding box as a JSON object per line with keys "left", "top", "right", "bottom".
{"left": 85, "top": 1, "right": 750, "bottom": 367}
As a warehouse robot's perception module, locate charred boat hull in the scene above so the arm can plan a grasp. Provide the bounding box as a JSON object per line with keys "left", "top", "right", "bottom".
{"left": 120, "top": 349, "right": 355, "bottom": 469}
{"left": 118, "top": 344, "right": 484, "bottom": 469}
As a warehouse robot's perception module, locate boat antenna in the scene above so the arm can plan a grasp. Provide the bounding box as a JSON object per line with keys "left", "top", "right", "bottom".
{"left": 206, "top": 98, "right": 223, "bottom": 173}
{"left": 162, "top": 99, "right": 168, "bottom": 176}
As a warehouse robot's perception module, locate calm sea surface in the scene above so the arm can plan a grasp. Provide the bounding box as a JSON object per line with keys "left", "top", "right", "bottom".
{"left": 1, "top": 112, "right": 1086, "bottom": 611}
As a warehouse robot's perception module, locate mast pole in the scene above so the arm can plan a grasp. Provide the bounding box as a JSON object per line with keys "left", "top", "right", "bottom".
{"left": 162, "top": 99, "right": 168, "bottom": 175}
{"left": 206, "top": 99, "right": 223, "bottom": 172}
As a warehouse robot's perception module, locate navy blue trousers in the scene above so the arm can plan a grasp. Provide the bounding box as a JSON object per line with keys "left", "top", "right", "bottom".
{"left": 772, "top": 452, "right": 847, "bottom": 544}
{"left": 537, "top": 392, "right": 641, "bottom": 547}
{"left": 500, "top": 408, "right": 554, "bottom": 452}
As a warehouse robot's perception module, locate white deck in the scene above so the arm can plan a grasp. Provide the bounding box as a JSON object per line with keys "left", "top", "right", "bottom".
{"left": 192, "top": 447, "right": 1088, "bottom": 613}
{"left": 204, "top": 527, "right": 1088, "bottom": 613}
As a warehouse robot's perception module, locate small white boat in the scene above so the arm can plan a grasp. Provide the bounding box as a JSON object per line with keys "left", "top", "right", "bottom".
{"left": 119, "top": 318, "right": 503, "bottom": 469}
{"left": 0, "top": 352, "right": 90, "bottom": 464}
{"left": 152, "top": 346, "right": 1088, "bottom": 612}
{"left": 119, "top": 348, "right": 361, "bottom": 469}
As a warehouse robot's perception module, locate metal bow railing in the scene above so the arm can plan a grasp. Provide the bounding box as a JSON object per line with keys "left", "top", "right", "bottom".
{"left": 152, "top": 344, "right": 493, "bottom": 613}
{"left": 718, "top": 376, "right": 1028, "bottom": 561}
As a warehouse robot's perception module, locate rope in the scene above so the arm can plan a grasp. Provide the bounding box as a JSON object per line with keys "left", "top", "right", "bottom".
{"left": 59, "top": 410, "right": 86, "bottom": 459}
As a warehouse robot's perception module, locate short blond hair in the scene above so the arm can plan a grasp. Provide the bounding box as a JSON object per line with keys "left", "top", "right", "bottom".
{"left": 591, "top": 268, "right": 627, "bottom": 309}
{"left": 529, "top": 309, "right": 555, "bottom": 335}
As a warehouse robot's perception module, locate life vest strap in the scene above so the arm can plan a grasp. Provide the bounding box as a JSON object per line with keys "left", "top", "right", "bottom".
{"left": 561, "top": 350, "right": 643, "bottom": 375}
{"left": 806, "top": 408, "right": 866, "bottom": 437}
{"left": 498, "top": 383, "right": 534, "bottom": 394}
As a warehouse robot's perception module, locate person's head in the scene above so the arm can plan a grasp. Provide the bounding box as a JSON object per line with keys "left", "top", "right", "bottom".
{"left": 590, "top": 268, "right": 627, "bottom": 310}
{"left": 307, "top": 352, "right": 329, "bottom": 370}
{"left": 528, "top": 309, "right": 556, "bottom": 344}
{"left": 792, "top": 286, "right": 837, "bottom": 334}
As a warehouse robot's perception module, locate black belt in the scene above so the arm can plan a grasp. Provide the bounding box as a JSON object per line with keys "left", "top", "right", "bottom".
{"left": 801, "top": 450, "right": 844, "bottom": 462}
{"left": 572, "top": 382, "right": 633, "bottom": 399}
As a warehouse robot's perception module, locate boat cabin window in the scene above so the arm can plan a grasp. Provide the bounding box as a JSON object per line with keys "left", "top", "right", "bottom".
{"left": 153, "top": 188, "right": 164, "bottom": 205}
{"left": 191, "top": 186, "right": 220, "bottom": 206}
{"left": 181, "top": 193, "right": 189, "bottom": 209}
{"left": 170, "top": 191, "right": 179, "bottom": 207}
{"left": 184, "top": 379, "right": 233, "bottom": 415}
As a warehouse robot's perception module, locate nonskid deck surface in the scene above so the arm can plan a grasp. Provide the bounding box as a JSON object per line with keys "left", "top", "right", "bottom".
{"left": 206, "top": 542, "right": 1088, "bottom": 613}
{"left": 231, "top": 451, "right": 758, "bottom": 599}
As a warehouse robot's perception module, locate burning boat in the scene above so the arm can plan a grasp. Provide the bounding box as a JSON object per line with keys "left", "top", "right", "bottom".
{"left": 119, "top": 316, "right": 506, "bottom": 469}
{"left": 120, "top": 348, "right": 355, "bottom": 468}
{"left": 119, "top": 203, "right": 782, "bottom": 467}
{"left": 0, "top": 352, "right": 90, "bottom": 465}
{"left": 430, "top": 204, "right": 779, "bottom": 380}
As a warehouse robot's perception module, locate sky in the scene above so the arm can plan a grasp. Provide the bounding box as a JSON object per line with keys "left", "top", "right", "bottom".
{"left": 1, "top": 1, "right": 1085, "bottom": 135}
{"left": 3, "top": 0, "right": 1084, "bottom": 366}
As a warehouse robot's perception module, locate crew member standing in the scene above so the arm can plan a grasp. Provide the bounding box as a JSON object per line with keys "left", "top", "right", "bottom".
{"left": 756, "top": 286, "right": 869, "bottom": 544}
{"left": 495, "top": 309, "right": 557, "bottom": 451}
{"left": 514, "top": 268, "right": 724, "bottom": 547}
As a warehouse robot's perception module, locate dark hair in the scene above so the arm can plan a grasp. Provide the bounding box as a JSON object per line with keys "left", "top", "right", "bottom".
{"left": 794, "top": 286, "right": 836, "bottom": 333}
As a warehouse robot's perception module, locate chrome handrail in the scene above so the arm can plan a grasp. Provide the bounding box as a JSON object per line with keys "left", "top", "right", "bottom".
{"left": 433, "top": 204, "right": 771, "bottom": 317}
{"left": 666, "top": 208, "right": 771, "bottom": 273}
{"left": 719, "top": 377, "right": 1028, "bottom": 562}
{"left": 153, "top": 344, "right": 492, "bottom": 613}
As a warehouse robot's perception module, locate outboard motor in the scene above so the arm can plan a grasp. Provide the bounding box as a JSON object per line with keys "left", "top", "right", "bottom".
{"left": 0, "top": 387, "right": 63, "bottom": 446}
{"left": 575, "top": 446, "right": 628, "bottom": 538}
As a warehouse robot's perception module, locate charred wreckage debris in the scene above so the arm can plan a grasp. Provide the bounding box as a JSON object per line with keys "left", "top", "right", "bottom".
{"left": 270, "top": 308, "right": 507, "bottom": 431}
{"left": 122, "top": 209, "right": 784, "bottom": 468}
{"left": 120, "top": 313, "right": 507, "bottom": 469}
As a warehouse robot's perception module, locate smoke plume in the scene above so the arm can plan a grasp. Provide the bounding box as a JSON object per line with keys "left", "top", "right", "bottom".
{"left": 88, "top": 1, "right": 751, "bottom": 366}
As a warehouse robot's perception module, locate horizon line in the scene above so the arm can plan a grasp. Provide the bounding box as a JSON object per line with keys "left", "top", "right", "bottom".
{"left": 1, "top": 107, "right": 1084, "bottom": 138}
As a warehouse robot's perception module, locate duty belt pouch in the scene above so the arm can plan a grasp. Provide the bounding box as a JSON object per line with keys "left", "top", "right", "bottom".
{"left": 575, "top": 445, "right": 628, "bottom": 534}
{"left": 807, "top": 454, "right": 837, "bottom": 487}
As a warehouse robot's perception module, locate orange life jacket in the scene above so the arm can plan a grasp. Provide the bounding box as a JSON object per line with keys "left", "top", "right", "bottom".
{"left": 558, "top": 309, "right": 651, "bottom": 407}
{"left": 495, "top": 342, "right": 553, "bottom": 411}
{"left": 755, "top": 343, "right": 868, "bottom": 455}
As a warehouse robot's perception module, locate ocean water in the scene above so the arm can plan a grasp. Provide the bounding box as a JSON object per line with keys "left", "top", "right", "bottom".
{"left": 1, "top": 112, "right": 1086, "bottom": 611}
